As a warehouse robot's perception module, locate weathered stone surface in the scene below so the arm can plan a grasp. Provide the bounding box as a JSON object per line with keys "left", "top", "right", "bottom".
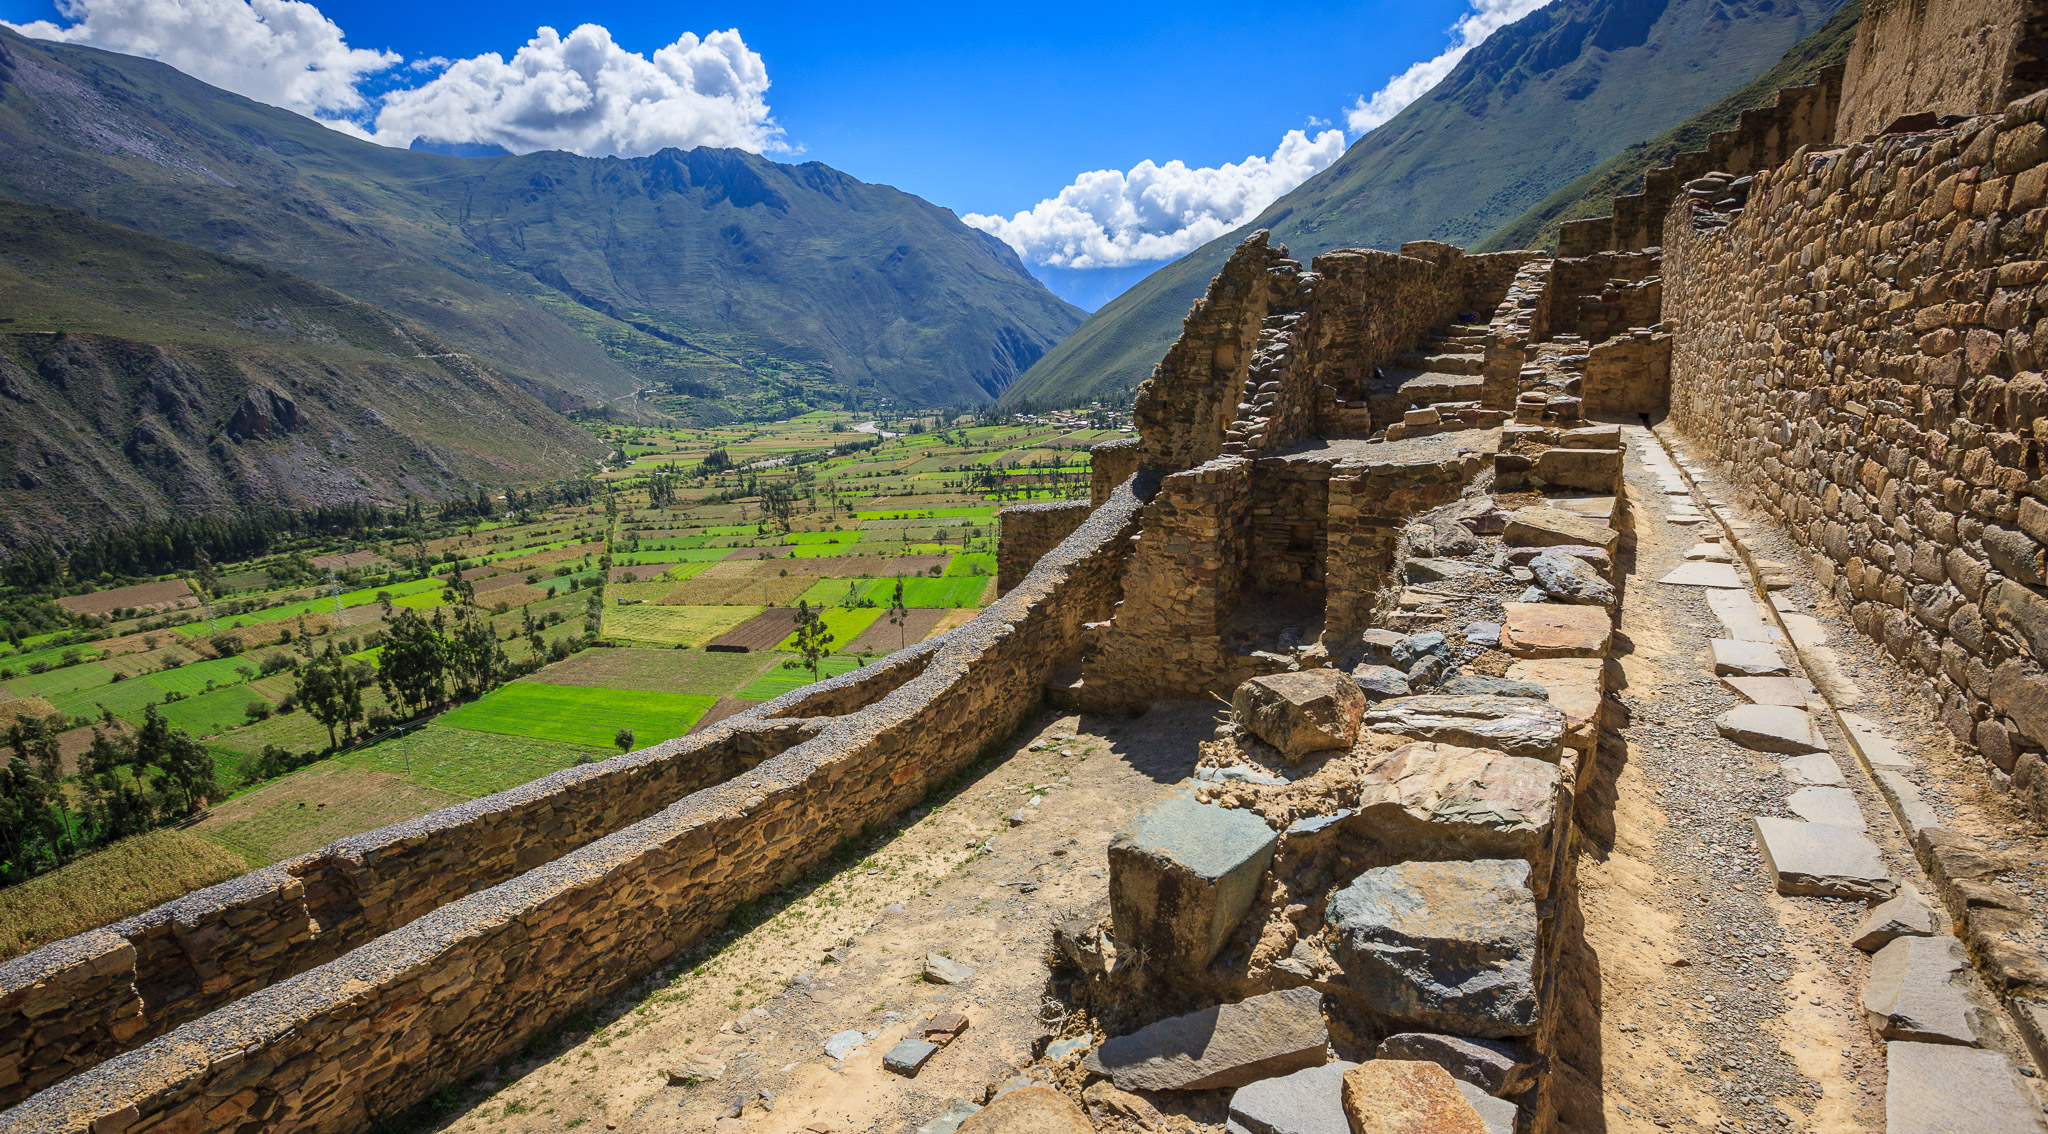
{"left": 1503, "top": 506, "right": 1618, "bottom": 555}
{"left": 1110, "top": 796, "right": 1278, "bottom": 974}
{"left": 1453, "top": 1082, "right": 1515, "bottom": 1134}
{"left": 1658, "top": 561, "right": 1746, "bottom": 588}
{"left": 1532, "top": 447, "right": 1621, "bottom": 492}
{"left": 1375, "top": 1034, "right": 1534, "bottom": 1096}
{"left": 1711, "top": 639, "right": 1789, "bottom": 676}
{"left": 1227, "top": 1060, "right": 1355, "bottom": 1134}
{"left": 885, "top": 1038, "right": 942, "bottom": 1075}
{"left": 1356, "top": 744, "right": 1563, "bottom": 893}
{"left": 825, "top": 1030, "right": 867, "bottom": 1060}
{"left": 1529, "top": 551, "right": 1617, "bottom": 607}
{"left": 1440, "top": 675, "right": 1548, "bottom": 700}
{"left": 1753, "top": 818, "right": 1895, "bottom": 900}
{"left": 1359, "top": 629, "right": 1411, "bottom": 667}
{"left": 1781, "top": 753, "right": 1847, "bottom": 786}
{"left": 1361, "top": 696, "right": 1567, "bottom": 761}
{"left": 1084, "top": 987, "right": 1329, "bottom": 1091}
{"left": 956, "top": 1087, "right": 1094, "bottom": 1133}
{"left": 1721, "top": 675, "right": 1807, "bottom": 707}
{"left": 1504, "top": 658, "right": 1603, "bottom": 755}
{"left": 1853, "top": 883, "right": 1941, "bottom": 951}
{"left": 1462, "top": 622, "right": 1501, "bottom": 648}
{"left": 1502, "top": 545, "right": 1613, "bottom": 576}
{"left": 1341, "top": 1060, "right": 1490, "bottom": 1134}
{"left": 1325, "top": 859, "right": 1539, "bottom": 1037}
{"left": 1787, "top": 787, "right": 1865, "bottom": 830}
{"left": 667, "top": 1053, "right": 727, "bottom": 1084}
{"left": 1355, "top": 665, "right": 1415, "bottom": 701}
{"left": 924, "top": 954, "right": 976, "bottom": 984}
{"left": 1715, "top": 705, "right": 1827, "bottom": 754}
{"left": 1706, "top": 592, "right": 1781, "bottom": 644}
{"left": 1884, "top": 1041, "right": 2048, "bottom": 1134}
{"left": 1395, "top": 632, "right": 1453, "bottom": 669}
{"left": 917, "top": 1100, "right": 984, "bottom": 1134}
{"left": 1235, "top": 671, "right": 1367, "bottom": 756}
{"left": 1499, "top": 602, "right": 1612, "bottom": 658}
{"left": 1864, "top": 936, "right": 1981, "bottom": 1046}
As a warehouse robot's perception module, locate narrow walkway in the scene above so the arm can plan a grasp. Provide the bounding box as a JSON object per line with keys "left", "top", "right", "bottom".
{"left": 1556, "top": 424, "right": 2044, "bottom": 1133}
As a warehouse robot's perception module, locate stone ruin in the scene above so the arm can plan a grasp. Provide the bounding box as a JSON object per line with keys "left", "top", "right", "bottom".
{"left": 11, "top": 3, "right": 2048, "bottom": 1130}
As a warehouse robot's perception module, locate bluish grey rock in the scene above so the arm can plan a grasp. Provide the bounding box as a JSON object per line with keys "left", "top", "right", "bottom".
{"left": 1227, "top": 1060, "right": 1356, "bottom": 1134}
{"left": 884, "top": 1038, "right": 941, "bottom": 1075}
{"left": 824, "top": 1029, "right": 866, "bottom": 1060}
{"left": 1376, "top": 1032, "right": 1535, "bottom": 1096}
{"left": 1110, "top": 796, "right": 1278, "bottom": 974}
{"left": 1441, "top": 675, "right": 1549, "bottom": 700}
{"left": 1325, "top": 858, "right": 1539, "bottom": 1037}
{"left": 1353, "top": 664, "right": 1413, "bottom": 701}
{"left": 1394, "top": 632, "right": 1451, "bottom": 669}
{"left": 1456, "top": 1081, "right": 1518, "bottom": 1134}
{"left": 1463, "top": 622, "right": 1502, "bottom": 648}
{"left": 1529, "top": 550, "right": 1617, "bottom": 608}
{"left": 1359, "top": 629, "right": 1409, "bottom": 667}
{"left": 1198, "top": 764, "right": 1289, "bottom": 786}
{"left": 915, "top": 1100, "right": 982, "bottom": 1134}
{"left": 1084, "top": 986, "right": 1329, "bottom": 1090}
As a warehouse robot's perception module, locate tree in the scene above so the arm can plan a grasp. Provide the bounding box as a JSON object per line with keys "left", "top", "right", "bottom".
{"left": 296, "top": 644, "right": 369, "bottom": 750}
{"left": 131, "top": 706, "right": 218, "bottom": 815}
{"left": 784, "top": 600, "right": 835, "bottom": 683}
{"left": 445, "top": 607, "right": 508, "bottom": 699}
{"left": 887, "top": 575, "right": 910, "bottom": 652}
{"left": 378, "top": 608, "right": 448, "bottom": 718}
{"left": 614, "top": 727, "right": 635, "bottom": 753}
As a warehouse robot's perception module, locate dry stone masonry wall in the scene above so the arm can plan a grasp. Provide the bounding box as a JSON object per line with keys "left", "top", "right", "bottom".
{"left": 1836, "top": 0, "right": 2048, "bottom": 143}
{"left": 996, "top": 500, "right": 1091, "bottom": 594}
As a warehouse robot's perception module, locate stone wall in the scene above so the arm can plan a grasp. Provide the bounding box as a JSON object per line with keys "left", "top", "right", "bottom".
{"left": 0, "top": 703, "right": 818, "bottom": 1107}
{"left": 1583, "top": 331, "right": 1673, "bottom": 416}
{"left": 1837, "top": 0, "right": 2047, "bottom": 143}
{"left": 1664, "top": 90, "right": 2048, "bottom": 820}
{"left": 1545, "top": 252, "right": 1663, "bottom": 343}
{"left": 1322, "top": 448, "right": 1487, "bottom": 638}
{"left": 1090, "top": 437, "right": 1141, "bottom": 506}
{"left": 997, "top": 500, "right": 1091, "bottom": 593}
{"left": 0, "top": 480, "right": 1150, "bottom": 1134}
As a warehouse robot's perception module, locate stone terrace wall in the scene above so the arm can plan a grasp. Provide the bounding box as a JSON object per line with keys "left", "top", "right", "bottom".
{"left": 0, "top": 704, "right": 818, "bottom": 1108}
{"left": 1560, "top": 67, "right": 1844, "bottom": 255}
{"left": 1583, "top": 331, "right": 1673, "bottom": 416}
{"left": 1545, "top": 252, "right": 1662, "bottom": 343}
{"left": 1090, "top": 437, "right": 1141, "bottom": 506}
{"left": 1665, "top": 91, "right": 2048, "bottom": 821}
{"left": 0, "top": 480, "right": 1152, "bottom": 1134}
{"left": 996, "top": 500, "right": 1091, "bottom": 593}
{"left": 1837, "top": 0, "right": 2047, "bottom": 143}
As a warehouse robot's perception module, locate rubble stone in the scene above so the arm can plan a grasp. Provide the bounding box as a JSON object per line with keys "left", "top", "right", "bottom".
{"left": 1109, "top": 796, "right": 1278, "bottom": 974}
{"left": 1084, "top": 987, "right": 1329, "bottom": 1091}
{"left": 1340, "top": 1059, "right": 1491, "bottom": 1134}
{"left": 1375, "top": 1033, "right": 1534, "bottom": 1096}
{"left": 1528, "top": 551, "right": 1617, "bottom": 607}
{"left": 1362, "top": 696, "right": 1567, "bottom": 761}
{"left": 956, "top": 1087, "right": 1093, "bottom": 1133}
{"left": 1325, "top": 859, "right": 1540, "bottom": 1037}
{"left": 1853, "top": 884, "right": 1941, "bottom": 951}
{"left": 1499, "top": 602, "right": 1612, "bottom": 658}
{"left": 1355, "top": 743, "right": 1564, "bottom": 894}
{"left": 1234, "top": 671, "right": 1367, "bottom": 756}
{"left": 1227, "top": 1060, "right": 1355, "bottom": 1134}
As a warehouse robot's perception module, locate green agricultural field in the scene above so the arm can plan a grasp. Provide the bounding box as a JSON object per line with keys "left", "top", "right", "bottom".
{"left": 3, "top": 660, "right": 114, "bottom": 699}
{"left": 945, "top": 553, "right": 996, "bottom": 576}
{"left": 435, "top": 683, "right": 716, "bottom": 749}
{"left": 339, "top": 725, "right": 607, "bottom": 798}
{"left": 525, "top": 647, "right": 774, "bottom": 695}
{"left": 0, "top": 827, "right": 249, "bottom": 960}
{"left": 736, "top": 653, "right": 868, "bottom": 701}
{"left": 159, "top": 684, "right": 274, "bottom": 739}
{"left": 192, "top": 762, "right": 468, "bottom": 866}
{"left": 777, "top": 608, "right": 882, "bottom": 651}
{"left": 606, "top": 604, "right": 762, "bottom": 646}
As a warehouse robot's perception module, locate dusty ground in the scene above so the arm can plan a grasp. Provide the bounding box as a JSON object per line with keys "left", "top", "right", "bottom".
{"left": 425, "top": 702, "right": 1218, "bottom": 1134}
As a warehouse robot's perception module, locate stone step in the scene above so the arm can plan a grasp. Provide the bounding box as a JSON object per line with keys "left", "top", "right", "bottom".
{"left": 1395, "top": 352, "right": 1486, "bottom": 375}
{"left": 1395, "top": 372, "right": 1485, "bottom": 405}
{"left": 1883, "top": 1041, "right": 2048, "bottom": 1133}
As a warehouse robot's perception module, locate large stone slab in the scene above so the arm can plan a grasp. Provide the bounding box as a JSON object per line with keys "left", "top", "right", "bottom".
{"left": 957, "top": 1087, "right": 1094, "bottom": 1134}
{"left": 1787, "top": 787, "right": 1866, "bottom": 830}
{"left": 1503, "top": 506, "right": 1618, "bottom": 555}
{"left": 1505, "top": 658, "right": 1602, "bottom": 756}
{"left": 1658, "top": 561, "right": 1745, "bottom": 588}
{"left": 1110, "top": 796, "right": 1278, "bottom": 974}
{"left": 1753, "top": 818, "right": 1895, "bottom": 900}
{"left": 1341, "top": 1060, "right": 1491, "bottom": 1134}
{"left": 1885, "top": 1041, "right": 2048, "bottom": 1134}
{"left": 1376, "top": 1034, "right": 1534, "bottom": 1096}
{"left": 1706, "top": 591, "right": 1784, "bottom": 644}
{"left": 1711, "top": 638, "right": 1789, "bottom": 676}
{"left": 1084, "top": 987, "right": 1329, "bottom": 1091}
{"left": 1361, "top": 696, "right": 1567, "bottom": 761}
{"left": 1715, "top": 705, "right": 1828, "bottom": 754}
{"left": 1356, "top": 743, "right": 1564, "bottom": 895}
{"left": 1533, "top": 448, "right": 1621, "bottom": 493}
{"left": 1228, "top": 1060, "right": 1355, "bottom": 1134}
{"left": 1864, "top": 936, "right": 1982, "bottom": 1046}
{"left": 1454, "top": 1082, "right": 1516, "bottom": 1134}
{"left": 1529, "top": 550, "right": 1616, "bottom": 607}
{"left": 1853, "top": 883, "right": 1940, "bottom": 951}
{"left": 1499, "top": 602, "right": 1612, "bottom": 659}
{"left": 1235, "top": 670, "right": 1366, "bottom": 757}
{"left": 1782, "top": 753, "right": 1847, "bottom": 786}
{"left": 1721, "top": 675, "right": 1808, "bottom": 707}
{"left": 1325, "top": 859, "right": 1539, "bottom": 1038}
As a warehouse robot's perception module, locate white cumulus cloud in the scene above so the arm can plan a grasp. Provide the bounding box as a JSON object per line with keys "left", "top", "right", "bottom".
{"left": 6, "top": 1, "right": 780, "bottom": 157}
{"left": 6, "top": 0, "right": 398, "bottom": 121}
{"left": 1346, "top": 0, "right": 1554, "bottom": 132}
{"left": 963, "top": 128, "right": 1346, "bottom": 270}
{"left": 370, "top": 24, "right": 779, "bottom": 157}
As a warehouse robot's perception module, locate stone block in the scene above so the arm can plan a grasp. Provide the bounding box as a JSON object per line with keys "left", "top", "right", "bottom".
{"left": 956, "top": 1087, "right": 1093, "bottom": 1133}
{"left": 1359, "top": 629, "right": 1410, "bottom": 667}
{"left": 1235, "top": 671, "right": 1367, "bottom": 756}
{"left": 1375, "top": 1034, "right": 1534, "bottom": 1096}
{"left": 1440, "top": 675, "right": 1548, "bottom": 700}
{"left": 1532, "top": 447, "right": 1621, "bottom": 492}
{"left": 1853, "top": 883, "right": 1941, "bottom": 951}
{"left": 1752, "top": 818, "right": 1895, "bottom": 900}
{"left": 1083, "top": 987, "right": 1329, "bottom": 1091}
{"left": 1341, "top": 1059, "right": 1491, "bottom": 1134}
{"left": 1502, "top": 506, "right": 1618, "bottom": 555}
{"left": 1228, "top": 1060, "right": 1355, "bottom": 1134}
{"left": 1884, "top": 1041, "right": 2048, "bottom": 1134}
{"left": 1529, "top": 551, "right": 1616, "bottom": 607}
{"left": 1109, "top": 796, "right": 1278, "bottom": 974}
{"left": 1356, "top": 743, "right": 1564, "bottom": 894}
{"left": 885, "top": 1039, "right": 942, "bottom": 1075}
{"left": 1504, "top": 658, "right": 1602, "bottom": 756}
{"left": 1781, "top": 752, "right": 1847, "bottom": 786}
{"left": 1454, "top": 1082, "right": 1516, "bottom": 1134}
{"left": 1355, "top": 664, "right": 1415, "bottom": 700}
{"left": 1711, "top": 639, "right": 1789, "bottom": 676}
{"left": 1499, "top": 603, "right": 1612, "bottom": 658}
{"left": 1715, "top": 705, "right": 1828, "bottom": 753}
{"left": 1361, "top": 696, "right": 1567, "bottom": 761}
{"left": 1721, "top": 675, "right": 1807, "bottom": 706}
{"left": 1864, "top": 936, "right": 1982, "bottom": 1046}
{"left": 1325, "top": 859, "right": 1540, "bottom": 1037}
{"left": 1787, "top": 787, "right": 1865, "bottom": 830}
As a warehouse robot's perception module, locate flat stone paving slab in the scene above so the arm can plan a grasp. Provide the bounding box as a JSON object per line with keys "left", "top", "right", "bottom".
{"left": 1504, "top": 658, "right": 1603, "bottom": 755}
{"left": 1787, "top": 786, "right": 1866, "bottom": 830}
{"left": 1884, "top": 1041, "right": 2048, "bottom": 1134}
{"left": 1782, "top": 753, "right": 1847, "bottom": 786}
{"left": 1706, "top": 591, "right": 1784, "bottom": 644}
{"left": 1721, "top": 675, "right": 1808, "bottom": 707}
{"left": 1711, "top": 638, "right": 1790, "bottom": 676}
{"left": 1685, "top": 543, "right": 1732, "bottom": 561}
{"left": 1715, "top": 704, "right": 1828, "bottom": 754}
{"left": 1840, "top": 712, "right": 1915, "bottom": 768}
{"left": 1853, "top": 883, "right": 1941, "bottom": 951}
{"left": 1753, "top": 817, "right": 1895, "bottom": 899}
{"left": 1864, "top": 936, "right": 1981, "bottom": 1046}
{"left": 1658, "top": 561, "right": 1746, "bottom": 588}
{"left": 1084, "top": 986, "right": 1329, "bottom": 1091}
{"left": 1503, "top": 506, "right": 1618, "bottom": 555}
{"left": 1499, "top": 602, "right": 1612, "bottom": 658}
{"left": 1228, "top": 1060, "right": 1355, "bottom": 1134}
{"left": 1361, "top": 696, "right": 1568, "bottom": 761}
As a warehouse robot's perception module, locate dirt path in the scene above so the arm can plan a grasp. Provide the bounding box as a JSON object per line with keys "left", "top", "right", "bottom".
{"left": 430, "top": 703, "right": 1220, "bottom": 1134}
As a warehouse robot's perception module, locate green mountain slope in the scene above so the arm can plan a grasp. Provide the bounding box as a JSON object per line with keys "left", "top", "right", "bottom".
{"left": 0, "top": 197, "right": 606, "bottom": 546}
{"left": 0, "top": 29, "right": 1081, "bottom": 415}
{"left": 1479, "top": 0, "right": 1861, "bottom": 251}
{"left": 1001, "top": 0, "right": 1848, "bottom": 410}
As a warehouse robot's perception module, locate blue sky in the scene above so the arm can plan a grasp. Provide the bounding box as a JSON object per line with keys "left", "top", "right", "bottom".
{"left": 0, "top": 0, "right": 1549, "bottom": 305}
